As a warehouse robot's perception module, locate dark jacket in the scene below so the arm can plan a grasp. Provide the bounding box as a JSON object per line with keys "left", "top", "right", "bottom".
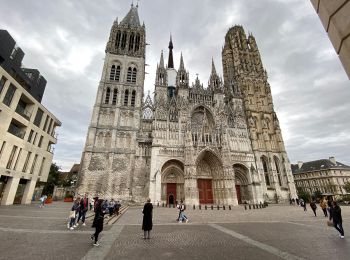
{"left": 330, "top": 205, "right": 342, "bottom": 223}
{"left": 92, "top": 202, "right": 105, "bottom": 229}
{"left": 80, "top": 198, "right": 89, "bottom": 211}
{"left": 142, "top": 202, "right": 153, "bottom": 231}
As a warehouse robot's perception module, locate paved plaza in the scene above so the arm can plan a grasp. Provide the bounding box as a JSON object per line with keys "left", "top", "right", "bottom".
{"left": 0, "top": 202, "right": 350, "bottom": 260}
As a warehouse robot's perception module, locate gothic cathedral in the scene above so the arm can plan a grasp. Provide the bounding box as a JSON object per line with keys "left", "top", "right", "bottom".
{"left": 77, "top": 5, "right": 297, "bottom": 205}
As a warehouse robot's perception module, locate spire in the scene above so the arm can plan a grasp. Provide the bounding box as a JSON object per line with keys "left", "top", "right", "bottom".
{"left": 168, "top": 35, "right": 174, "bottom": 68}
{"left": 211, "top": 57, "right": 217, "bottom": 75}
{"left": 179, "top": 52, "right": 185, "bottom": 70}
{"left": 120, "top": 3, "right": 141, "bottom": 27}
{"left": 159, "top": 50, "right": 165, "bottom": 69}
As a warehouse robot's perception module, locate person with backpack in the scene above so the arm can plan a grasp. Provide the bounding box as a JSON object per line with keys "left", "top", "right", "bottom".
{"left": 91, "top": 199, "right": 106, "bottom": 246}
{"left": 310, "top": 200, "right": 317, "bottom": 217}
{"left": 177, "top": 200, "right": 188, "bottom": 223}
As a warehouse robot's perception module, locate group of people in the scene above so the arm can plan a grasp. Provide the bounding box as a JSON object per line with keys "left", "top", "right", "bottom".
{"left": 293, "top": 196, "right": 345, "bottom": 239}
{"left": 67, "top": 195, "right": 122, "bottom": 246}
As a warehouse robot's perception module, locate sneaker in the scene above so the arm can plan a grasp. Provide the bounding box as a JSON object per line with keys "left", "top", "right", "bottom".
{"left": 82, "top": 223, "right": 86, "bottom": 226}
{"left": 93, "top": 242, "right": 100, "bottom": 246}
{"left": 75, "top": 223, "right": 79, "bottom": 226}
{"left": 70, "top": 227, "right": 74, "bottom": 230}
{"left": 340, "top": 236, "right": 345, "bottom": 239}
{"left": 73, "top": 225, "right": 77, "bottom": 228}
{"left": 186, "top": 219, "right": 189, "bottom": 223}
{"left": 179, "top": 221, "right": 182, "bottom": 223}
{"left": 67, "top": 224, "right": 70, "bottom": 229}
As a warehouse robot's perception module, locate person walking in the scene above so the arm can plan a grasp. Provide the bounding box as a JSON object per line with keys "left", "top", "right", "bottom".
{"left": 310, "top": 200, "right": 317, "bottom": 217}
{"left": 320, "top": 198, "right": 328, "bottom": 217}
{"left": 69, "top": 198, "right": 80, "bottom": 230}
{"left": 108, "top": 199, "right": 115, "bottom": 217}
{"left": 91, "top": 199, "right": 106, "bottom": 246}
{"left": 178, "top": 200, "right": 188, "bottom": 223}
{"left": 77, "top": 194, "right": 89, "bottom": 226}
{"left": 115, "top": 201, "right": 121, "bottom": 215}
{"left": 39, "top": 195, "right": 47, "bottom": 208}
{"left": 142, "top": 198, "right": 153, "bottom": 239}
{"left": 329, "top": 201, "right": 344, "bottom": 238}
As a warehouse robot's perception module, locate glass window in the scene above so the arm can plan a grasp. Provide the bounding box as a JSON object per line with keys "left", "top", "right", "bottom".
{"left": 3, "top": 83, "right": 16, "bottom": 107}
{"left": 34, "top": 109, "right": 44, "bottom": 127}
{"left": 0, "top": 76, "right": 7, "bottom": 94}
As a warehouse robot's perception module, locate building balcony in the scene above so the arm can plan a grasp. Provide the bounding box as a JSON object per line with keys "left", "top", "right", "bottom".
{"left": 8, "top": 122, "right": 26, "bottom": 139}
{"left": 15, "top": 105, "right": 32, "bottom": 121}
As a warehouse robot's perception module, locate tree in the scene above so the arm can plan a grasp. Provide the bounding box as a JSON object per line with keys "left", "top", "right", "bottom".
{"left": 344, "top": 181, "right": 350, "bottom": 193}
{"left": 297, "top": 188, "right": 311, "bottom": 203}
{"left": 42, "top": 163, "right": 62, "bottom": 196}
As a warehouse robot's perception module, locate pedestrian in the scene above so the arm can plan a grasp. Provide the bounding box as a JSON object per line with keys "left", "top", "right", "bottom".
{"left": 115, "top": 201, "right": 121, "bottom": 215}
{"left": 91, "top": 199, "right": 106, "bottom": 246}
{"left": 39, "top": 195, "right": 47, "bottom": 208}
{"left": 329, "top": 201, "right": 344, "bottom": 238}
{"left": 77, "top": 194, "right": 89, "bottom": 226}
{"left": 108, "top": 199, "right": 115, "bottom": 217}
{"left": 310, "top": 200, "right": 317, "bottom": 217}
{"left": 177, "top": 200, "right": 188, "bottom": 223}
{"left": 320, "top": 197, "right": 328, "bottom": 217}
{"left": 89, "top": 197, "right": 94, "bottom": 211}
{"left": 327, "top": 198, "right": 333, "bottom": 217}
{"left": 69, "top": 198, "right": 80, "bottom": 230}
{"left": 93, "top": 196, "right": 99, "bottom": 212}
{"left": 300, "top": 199, "right": 307, "bottom": 211}
{"left": 142, "top": 198, "right": 153, "bottom": 239}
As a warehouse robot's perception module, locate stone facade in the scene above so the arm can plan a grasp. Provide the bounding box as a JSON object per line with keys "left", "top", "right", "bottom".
{"left": 0, "top": 31, "right": 61, "bottom": 205}
{"left": 310, "top": 0, "right": 350, "bottom": 79}
{"left": 77, "top": 5, "right": 297, "bottom": 205}
{"left": 292, "top": 156, "right": 350, "bottom": 197}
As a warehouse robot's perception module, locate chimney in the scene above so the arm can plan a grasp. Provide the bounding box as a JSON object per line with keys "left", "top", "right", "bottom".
{"left": 298, "top": 161, "right": 303, "bottom": 169}
{"left": 329, "top": 156, "right": 336, "bottom": 165}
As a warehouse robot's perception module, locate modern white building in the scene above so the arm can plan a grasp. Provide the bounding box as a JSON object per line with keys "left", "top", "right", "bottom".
{"left": 0, "top": 30, "right": 61, "bottom": 205}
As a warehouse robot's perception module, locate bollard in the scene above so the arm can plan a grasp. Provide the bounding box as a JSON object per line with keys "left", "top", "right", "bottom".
{"left": 249, "top": 204, "right": 251, "bottom": 210}
{"left": 253, "top": 204, "right": 255, "bottom": 209}
{"left": 166, "top": 203, "right": 168, "bottom": 208}
{"left": 229, "top": 205, "right": 231, "bottom": 210}
{"left": 173, "top": 204, "right": 175, "bottom": 208}
{"left": 199, "top": 205, "right": 201, "bottom": 210}
{"left": 205, "top": 205, "right": 207, "bottom": 210}
{"left": 217, "top": 205, "right": 220, "bottom": 210}
{"left": 193, "top": 205, "right": 195, "bottom": 210}
{"left": 157, "top": 202, "right": 159, "bottom": 207}
{"left": 211, "top": 205, "right": 214, "bottom": 210}
{"left": 244, "top": 204, "right": 247, "bottom": 210}
{"left": 256, "top": 204, "right": 259, "bottom": 209}
{"left": 223, "top": 205, "right": 225, "bottom": 210}
{"left": 162, "top": 203, "right": 164, "bottom": 207}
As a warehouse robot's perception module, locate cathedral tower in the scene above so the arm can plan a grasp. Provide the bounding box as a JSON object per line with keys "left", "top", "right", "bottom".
{"left": 77, "top": 4, "right": 147, "bottom": 200}
{"left": 222, "top": 26, "right": 297, "bottom": 202}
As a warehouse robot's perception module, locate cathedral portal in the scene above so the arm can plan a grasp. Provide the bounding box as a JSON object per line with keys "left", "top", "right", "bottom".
{"left": 161, "top": 160, "right": 184, "bottom": 205}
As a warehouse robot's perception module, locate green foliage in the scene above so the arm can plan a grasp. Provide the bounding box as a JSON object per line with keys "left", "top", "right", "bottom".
{"left": 313, "top": 190, "right": 322, "bottom": 199}
{"left": 344, "top": 181, "right": 350, "bottom": 193}
{"left": 42, "top": 163, "right": 62, "bottom": 196}
{"left": 297, "top": 188, "right": 311, "bottom": 203}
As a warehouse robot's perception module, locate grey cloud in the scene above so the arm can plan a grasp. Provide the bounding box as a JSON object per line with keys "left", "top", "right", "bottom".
{"left": 1, "top": 0, "right": 349, "bottom": 170}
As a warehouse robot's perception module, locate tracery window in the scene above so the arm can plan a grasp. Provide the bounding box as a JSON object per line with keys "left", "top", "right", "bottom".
{"left": 127, "top": 67, "right": 132, "bottom": 82}
{"left": 131, "top": 90, "right": 136, "bottom": 107}
{"left": 261, "top": 157, "right": 270, "bottom": 186}
{"left": 135, "top": 33, "right": 140, "bottom": 51}
{"left": 274, "top": 157, "right": 282, "bottom": 186}
{"left": 124, "top": 89, "right": 129, "bottom": 106}
{"left": 121, "top": 32, "right": 127, "bottom": 50}
{"left": 105, "top": 88, "right": 111, "bottom": 104}
{"left": 110, "top": 65, "right": 121, "bottom": 81}
{"left": 132, "top": 68, "right": 137, "bottom": 83}
{"left": 129, "top": 33, "right": 135, "bottom": 51}
{"left": 112, "top": 89, "right": 118, "bottom": 105}
{"left": 115, "top": 31, "right": 121, "bottom": 48}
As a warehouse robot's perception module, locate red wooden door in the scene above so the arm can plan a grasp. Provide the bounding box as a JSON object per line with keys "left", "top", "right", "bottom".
{"left": 235, "top": 185, "right": 242, "bottom": 204}
{"left": 197, "top": 179, "right": 213, "bottom": 204}
{"left": 167, "top": 183, "right": 177, "bottom": 204}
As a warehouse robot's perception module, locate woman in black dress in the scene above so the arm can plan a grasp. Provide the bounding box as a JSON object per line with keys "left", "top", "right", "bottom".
{"left": 142, "top": 198, "right": 153, "bottom": 239}
{"left": 91, "top": 199, "right": 105, "bottom": 246}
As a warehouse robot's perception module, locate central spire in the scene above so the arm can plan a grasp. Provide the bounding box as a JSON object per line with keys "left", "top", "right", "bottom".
{"left": 168, "top": 35, "right": 174, "bottom": 68}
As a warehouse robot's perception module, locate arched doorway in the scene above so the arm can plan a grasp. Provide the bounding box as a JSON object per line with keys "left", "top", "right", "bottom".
{"left": 233, "top": 164, "right": 250, "bottom": 204}
{"left": 161, "top": 159, "right": 184, "bottom": 204}
{"left": 196, "top": 150, "right": 223, "bottom": 204}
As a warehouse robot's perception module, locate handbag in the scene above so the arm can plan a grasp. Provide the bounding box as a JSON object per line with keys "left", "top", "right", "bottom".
{"left": 327, "top": 220, "right": 334, "bottom": 227}
{"left": 69, "top": 210, "right": 76, "bottom": 219}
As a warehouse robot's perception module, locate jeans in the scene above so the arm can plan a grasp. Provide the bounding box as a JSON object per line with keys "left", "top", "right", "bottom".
{"left": 179, "top": 211, "right": 187, "bottom": 221}
{"left": 334, "top": 221, "right": 344, "bottom": 236}
{"left": 69, "top": 217, "right": 75, "bottom": 228}
{"left": 78, "top": 210, "right": 87, "bottom": 223}
{"left": 93, "top": 226, "right": 103, "bottom": 243}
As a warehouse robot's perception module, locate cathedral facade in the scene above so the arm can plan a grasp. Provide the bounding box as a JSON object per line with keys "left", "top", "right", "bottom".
{"left": 76, "top": 5, "right": 297, "bottom": 205}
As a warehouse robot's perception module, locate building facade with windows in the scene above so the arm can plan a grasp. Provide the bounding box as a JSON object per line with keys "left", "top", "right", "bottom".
{"left": 0, "top": 30, "right": 61, "bottom": 205}
{"left": 77, "top": 5, "right": 297, "bottom": 205}
{"left": 292, "top": 156, "right": 350, "bottom": 196}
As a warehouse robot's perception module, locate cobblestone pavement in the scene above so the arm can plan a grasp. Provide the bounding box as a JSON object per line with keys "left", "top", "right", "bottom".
{"left": 1, "top": 203, "right": 350, "bottom": 260}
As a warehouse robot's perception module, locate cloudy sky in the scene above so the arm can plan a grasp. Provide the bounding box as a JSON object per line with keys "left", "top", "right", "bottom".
{"left": 1, "top": 0, "right": 349, "bottom": 170}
